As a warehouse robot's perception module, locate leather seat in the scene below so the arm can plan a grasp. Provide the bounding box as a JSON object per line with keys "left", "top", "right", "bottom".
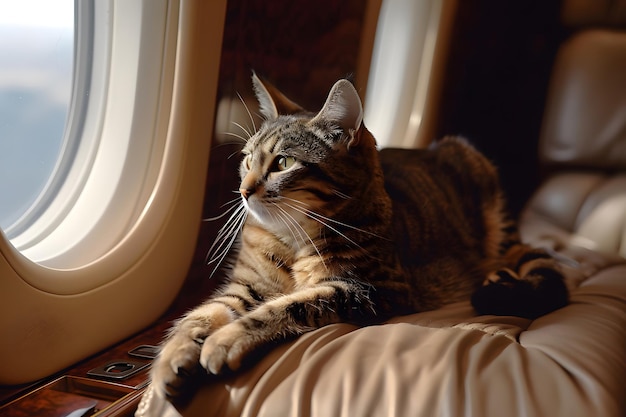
{"left": 521, "top": 29, "right": 626, "bottom": 258}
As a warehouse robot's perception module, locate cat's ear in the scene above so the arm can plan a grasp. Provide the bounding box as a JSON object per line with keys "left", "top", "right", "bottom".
{"left": 310, "top": 79, "right": 363, "bottom": 145}
{"left": 252, "top": 72, "right": 304, "bottom": 120}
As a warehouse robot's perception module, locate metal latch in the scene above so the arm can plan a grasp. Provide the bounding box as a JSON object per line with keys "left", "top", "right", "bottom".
{"left": 87, "top": 359, "right": 149, "bottom": 380}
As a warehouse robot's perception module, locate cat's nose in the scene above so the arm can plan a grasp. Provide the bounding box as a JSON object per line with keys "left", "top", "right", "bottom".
{"left": 240, "top": 188, "right": 254, "bottom": 200}
{"left": 240, "top": 172, "right": 257, "bottom": 200}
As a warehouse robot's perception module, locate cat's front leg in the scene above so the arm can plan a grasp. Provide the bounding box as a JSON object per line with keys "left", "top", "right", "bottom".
{"left": 201, "top": 280, "right": 375, "bottom": 374}
{"left": 150, "top": 302, "right": 236, "bottom": 399}
{"left": 200, "top": 302, "right": 312, "bottom": 375}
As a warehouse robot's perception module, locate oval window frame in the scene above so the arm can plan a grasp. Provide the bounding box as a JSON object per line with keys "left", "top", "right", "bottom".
{"left": 0, "top": 0, "right": 227, "bottom": 385}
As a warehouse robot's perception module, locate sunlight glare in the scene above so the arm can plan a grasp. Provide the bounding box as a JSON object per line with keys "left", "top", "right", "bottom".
{"left": 0, "top": 0, "right": 73, "bottom": 28}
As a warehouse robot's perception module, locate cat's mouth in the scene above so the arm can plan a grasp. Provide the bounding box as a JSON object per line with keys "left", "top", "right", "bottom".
{"left": 242, "top": 196, "right": 266, "bottom": 221}
{"left": 242, "top": 195, "right": 279, "bottom": 224}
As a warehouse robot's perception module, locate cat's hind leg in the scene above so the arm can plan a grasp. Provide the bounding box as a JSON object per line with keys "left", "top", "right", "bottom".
{"left": 471, "top": 245, "right": 569, "bottom": 319}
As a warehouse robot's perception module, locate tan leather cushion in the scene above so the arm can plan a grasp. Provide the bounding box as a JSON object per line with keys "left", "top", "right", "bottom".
{"left": 522, "top": 172, "right": 626, "bottom": 257}
{"left": 539, "top": 30, "right": 626, "bottom": 170}
{"left": 136, "top": 251, "right": 626, "bottom": 417}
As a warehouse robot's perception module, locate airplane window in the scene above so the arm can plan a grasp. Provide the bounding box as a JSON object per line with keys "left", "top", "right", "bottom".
{"left": 0, "top": 0, "right": 226, "bottom": 385}
{"left": 0, "top": 0, "right": 74, "bottom": 229}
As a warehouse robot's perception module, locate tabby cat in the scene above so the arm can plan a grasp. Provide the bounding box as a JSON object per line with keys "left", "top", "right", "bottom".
{"left": 150, "top": 74, "right": 568, "bottom": 399}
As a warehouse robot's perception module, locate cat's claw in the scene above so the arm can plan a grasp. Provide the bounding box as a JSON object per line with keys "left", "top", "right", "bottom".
{"left": 150, "top": 334, "right": 203, "bottom": 399}
{"left": 200, "top": 321, "right": 251, "bottom": 375}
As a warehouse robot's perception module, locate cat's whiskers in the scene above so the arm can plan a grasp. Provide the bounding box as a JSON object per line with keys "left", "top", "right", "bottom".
{"left": 232, "top": 121, "right": 254, "bottom": 141}
{"left": 222, "top": 92, "right": 258, "bottom": 146}
{"left": 206, "top": 200, "right": 248, "bottom": 277}
{"left": 206, "top": 205, "right": 245, "bottom": 263}
{"left": 281, "top": 201, "right": 373, "bottom": 257}
{"left": 280, "top": 196, "right": 387, "bottom": 240}
{"left": 271, "top": 202, "right": 328, "bottom": 271}
{"left": 222, "top": 131, "right": 250, "bottom": 144}
{"left": 208, "top": 212, "right": 247, "bottom": 277}
{"left": 236, "top": 92, "right": 258, "bottom": 136}
{"left": 332, "top": 189, "right": 352, "bottom": 200}
{"left": 227, "top": 148, "right": 245, "bottom": 160}
{"left": 271, "top": 205, "right": 306, "bottom": 249}
{"left": 203, "top": 196, "right": 244, "bottom": 222}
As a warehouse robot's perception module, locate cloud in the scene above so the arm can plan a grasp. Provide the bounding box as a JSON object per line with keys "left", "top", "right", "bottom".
{"left": 0, "top": 25, "right": 72, "bottom": 228}
{"left": 0, "top": 27, "right": 73, "bottom": 106}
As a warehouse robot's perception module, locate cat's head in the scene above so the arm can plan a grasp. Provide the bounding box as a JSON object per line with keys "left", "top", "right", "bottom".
{"left": 239, "top": 73, "right": 385, "bottom": 240}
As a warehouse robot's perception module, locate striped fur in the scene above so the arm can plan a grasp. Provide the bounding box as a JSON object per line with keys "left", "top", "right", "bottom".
{"left": 151, "top": 75, "right": 568, "bottom": 400}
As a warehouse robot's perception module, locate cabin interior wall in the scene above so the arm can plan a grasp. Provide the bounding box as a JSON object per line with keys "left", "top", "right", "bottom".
{"left": 193, "top": 0, "right": 568, "bottom": 291}
{"left": 436, "top": 0, "right": 567, "bottom": 215}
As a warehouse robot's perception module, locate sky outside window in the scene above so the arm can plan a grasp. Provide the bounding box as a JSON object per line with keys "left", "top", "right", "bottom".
{"left": 0, "top": 0, "right": 74, "bottom": 229}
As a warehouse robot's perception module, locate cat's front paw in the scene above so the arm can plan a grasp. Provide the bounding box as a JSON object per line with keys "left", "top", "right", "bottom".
{"left": 200, "top": 321, "right": 255, "bottom": 375}
{"left": 150, "top": 332, "right": 205, "bottom": 399}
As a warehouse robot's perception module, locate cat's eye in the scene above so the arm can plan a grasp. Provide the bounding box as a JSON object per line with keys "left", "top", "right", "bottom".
{"left": 276, "top": 156, "right": 296, "bottom": 171}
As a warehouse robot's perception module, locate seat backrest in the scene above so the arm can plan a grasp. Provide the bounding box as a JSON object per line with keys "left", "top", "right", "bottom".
{"left": 539, "top": 30, "right": 626, "bottom": 169}
{"left": 523, "top": 29, "right": 626, "bottom": 258}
